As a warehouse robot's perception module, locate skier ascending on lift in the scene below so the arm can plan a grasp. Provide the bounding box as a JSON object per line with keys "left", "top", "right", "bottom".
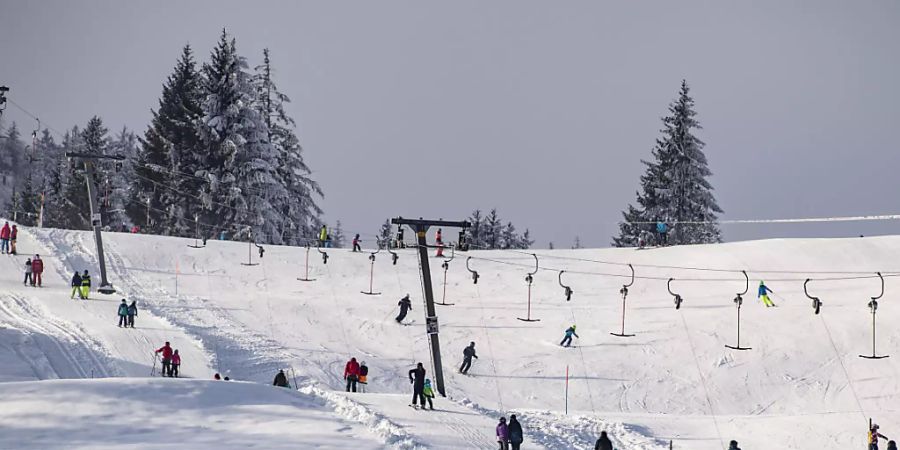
{"left": 560, "top": 325, "right": 579, "bottom": 347}
{"left": 758, "top": 281, "right": 775, "bottom": 307}
{"left": 396, "top": 294, "right": 413, "bottom": 323}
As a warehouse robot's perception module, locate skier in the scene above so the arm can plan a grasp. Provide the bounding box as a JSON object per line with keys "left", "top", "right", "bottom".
{"left": 117, "top": 299, "right": 129, "bottom": 327}
{"left": 594, "top": 431, "right": 613, "bottom": 450}
{"left": 459, "top": 341, "right": 478, "bottom": 374}
{"left": 656, "top": 221, "right": 668, "bottom": 246}
{"left": 396, "top": 294, "right": 413, "bottom": 323}
{"left": 508, "top": 414, "right": 524, "bottom": 450}
{"left": 496, "top": 416, "right": 509, "bottom": 450}
{"left": 273, "top": 369, "right": 289, "bottom": 387}
{"left": 408, "top": 362, "right": 426, "bottom": 409}
{"left": 435, "top": 228, "right": 444, "bottom": 257}
{"left": 870, "top": 423, "right": 890, "bottom": 450}
{"left": 560, "top": 324, "right": 579, "bottom": 347}
{"left": 127, "top": 301, "right": 138, "bottom": 328}
{"left": 888, "top": 441, "right": 897, "bottom": 450}
{"left": 352, "top": 234, "right": 361, "bottom": 252}
{"left": 758, "top": 280, "right": 775, "bottom": 307}
{"left": 0, "top": 221, "right": 10, "bottom": 254}
{"left": 31, "top": 254, "right": 43, "bottom": 287}
{"left": 24, "top": 258, "right": 32, "bottom": 286}
{"left": 318, "top": 225, "right": 328, "bottom": 247}
{"left": 81, "top": 270, "right": 91, "bottom": 299}
{"left": 155, "top": 341, "right": 173, "bottom": 377}
{"left": 71, "top": 271, "right": 83, "bottom": 299}
{"left": 214, "top": 373, "right": 222, "bottom": 380}
{"left": 422, "top": 379, "right": 435, "bottom": 410}
{"left": 9, "top": 224, "right": 17, "bottom": 255}
{"left": 358, "top": 361, "right": 369, "bottom": 392}
{"left": 257, "top": 244, "right": 265, "bottom": 259}
{"left": 344, "top": 357, "right": 360, "bottom": 392}
{"left": 170, "top": 350, "right": 181, "bottom": 377}
{"left": 727, "top": 440, "right": 741, "bottom": 450}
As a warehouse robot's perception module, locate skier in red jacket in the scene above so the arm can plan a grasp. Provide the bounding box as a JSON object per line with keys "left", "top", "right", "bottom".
{"left": 170, "top": 350, "right": 181, "bottom": 378}
{"left": 10, "top": 224, "right": 17, "bottom": 255}
{"left": 155, "top": 342, "right": 173, "bottom": 377}
{"left": 344, "top": 357, "right": 361, "bottom": 392}
{"left": 0, "top": 222, "right": 10, "bottom": 254}
{"left": 30, "top": 255, "right": 44, "bottom": 287}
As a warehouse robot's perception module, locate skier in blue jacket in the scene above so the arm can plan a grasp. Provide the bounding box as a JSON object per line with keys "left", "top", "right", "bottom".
{"left": 117, "top": 299, "right": 129, "bottom": 327}
{"left": 758, "top": 281, "right": 775, "bottom": 307}
{"left": 559, "top": 325, "right": 579, "bottom": 347}
{"left": 656, "top": 221, "right": 669, "bottom": 246}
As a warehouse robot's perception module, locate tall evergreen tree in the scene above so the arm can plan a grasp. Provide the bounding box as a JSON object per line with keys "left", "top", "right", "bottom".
{"left": 107, "top": 127, "right": 137, "bottom": 229}
{"left": 483, "top": 209, "right": 502, "bottom": 249}
{"left": 332, "top": 220, "right": 345, "bottom": 248}
{"left": 377, "top": 219, "right": 392, "bottom": 248}
{"left": 613, "top": 80, "right": 722, "bottom": 246}
{"left": 466, "top": 209, "right": 484, "bottom": 249}
{"left": 253, "top": 48, "right": 323, "bottom": 245}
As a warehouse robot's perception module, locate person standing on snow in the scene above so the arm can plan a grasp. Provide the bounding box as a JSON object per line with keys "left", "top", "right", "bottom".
{"left": 127, "top": 301, "right": 138, "bottom": 328}
{"left": 273, "top": 369, "right": 289, "bottom": 387}
{"left": 117, "top": 299, "right": 129, "bottom": 327}
{"left": 560, "top": 325, "right": 579, "bottom": 347}
{"left": 155, "top": 341, "right": 173, "bottom": 377}
{"left": 396, "top": 294, "right": 413, "bottom": 323}
{"left": 460, "top": 342, "right": 478, "bottom": 374}
{"left": 508, "top": 415, "right": 524, "bottom": 450}
{"left": 70, "top": 272, "right": 83, "bottom": 299}
{"left": 170, "top": 350, "right": 181, "bottom": 377}
{"left": 24, "top": 258, "right": 33, "bottom": 286}
{"left": 318, "top": 225, "right": 328, "bottom": 247}
{"left": 30, "top": 254, "right": 43, "bottom": 287}
{"left": 81, "top": 270, "right": 92, "bottom": 299}
{"left": 0, "top": 221, "right": 10, "bottom": 254}
{"left": 10, "top": 224, "right": 17, "bottom": 255}
{"left": 408, "top": 362, "right": 427, "bottom": 409}
{"left": 435, "top": 228, "right": 444, "bottom": 257}
{"left": 758, "top": 281, "right": 775, "bottom": 307}
{"left": 656, "top": 221, "right": 668, "bottom": 246}
{"left": 422, "top": 379, "right": 435, "bottom": 410}
{"left": 870, "top": 423, "right": 890, "bottom": 450}
{"left": 352, "top": 234, "right": 361, "bottom": 252}
{"left": 344, "top": 357, "right": 360, "bottom": 392}
{"left": 595, "top": 431, "right": 613, "bottom": 450}
{"left": 727, "top": 440, "right": 741, "bottom": 450}
{"left": 358, "top": 361, "right": 369, "bottom": 392}
{"left": 496, "top": 417, "right": 510, "bottom": 450}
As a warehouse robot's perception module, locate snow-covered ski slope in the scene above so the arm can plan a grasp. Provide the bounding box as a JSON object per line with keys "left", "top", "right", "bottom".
{"left": 4, "top": 223, "right": 900, "bottom": 449}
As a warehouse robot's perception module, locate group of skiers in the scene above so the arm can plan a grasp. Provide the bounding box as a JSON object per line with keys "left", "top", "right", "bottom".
{"left": 408, "top": 362, "right": 436, "bottom": 410}
{"left": 154, "top": 341, "right": 182, "bottom": 377}
{"left": 495, "top": 415, "right": 524, "bottom": 450}
{"left": 1, "top": 222, "right": 18, "bottom": 254}
{"left": 342, "top": 357, "right": 369, "bottom": 392}
{"left": 116, "top": 299, "right": 138, "bottom": 328}
{"left": 318, "top": 225, "right": 333, "bottom": 248}
{"left": 70, "top": 270, "right": 92, "bottom": 299}
{"left": 23, "top": 254, "right": 43, "bottom": 287}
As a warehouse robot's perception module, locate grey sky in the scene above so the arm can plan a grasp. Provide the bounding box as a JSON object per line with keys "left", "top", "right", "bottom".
{"left": 2, "top": 1, "right": 899, "bottom": 247}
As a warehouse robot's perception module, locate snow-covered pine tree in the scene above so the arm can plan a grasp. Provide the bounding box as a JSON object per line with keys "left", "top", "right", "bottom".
{"left": 79, "top": 117, "right": 115, "bottom": 227}
{"left": 199, "top": 30, "right": 288, "bottom": 244}
{"left": 331, "top": 220, "right": 345, "bottom": 248}
{"left": 106, "top": 127, "right": 137, "bottom": 230}
{"left": 15, "top": 171, "right": 38, "bottom": 226}
{"left": 572, "top": 236, "right": 582, "bottom": 249}
{"left": 520, "top": 229, "right": 534, "bottom": 249}
{"left": 500, "top": 222, "right": 518, "bottom": 249}
{"left": 466, "top": 210, "right": 484, "bottom": 249}
{"left": 129, "top": 44, "right": 204, "bottom": 236}
{"left": 483, "top": 209, "right": 502, "bottom": 249}
{"left": 0, "top": 123, "right": 24, "bottom": 197}
{"left": 55, "top": 126, "right": 86, "bottom": 229}
{"left": 613, "top": 80, "right": 722, "bottom": 246}
{"left": 253, "top": 48, "right": 323, "bottom": 245}
{"left": 377, "top": 219, "right": 391, "bottom": 249}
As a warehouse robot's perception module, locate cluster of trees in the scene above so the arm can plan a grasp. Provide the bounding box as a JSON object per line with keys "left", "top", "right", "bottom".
{"left": 1, "top": 29, "right": 322, "bottom": 244}
{"left": 613, "top": 81, "right": 722, "bottom": 247}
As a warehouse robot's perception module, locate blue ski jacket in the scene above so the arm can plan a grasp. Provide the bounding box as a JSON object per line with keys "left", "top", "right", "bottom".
{"left": 656, "top": 222, "right": 668, "bottom": 233}
{"left": 758, "top": 285, "right": 773, "bottom": 298}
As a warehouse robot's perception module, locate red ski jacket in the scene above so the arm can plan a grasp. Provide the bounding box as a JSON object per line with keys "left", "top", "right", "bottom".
{"left": 0, "top": 225, "right": 9, "bottom": 240}
{"left": 172, "top": 353, "right": 181, "bottom": 365}
{"left": 10, "top": 226, "right": 17, "bottom": 239}
{"left": 31, "top": 258, "right": 43, "bottom": 274}
{"left": 344, "top": 359, "right": 360, "bottom": 378}
{"left": 156, "top": 345, "right": 173, "bottom": 360}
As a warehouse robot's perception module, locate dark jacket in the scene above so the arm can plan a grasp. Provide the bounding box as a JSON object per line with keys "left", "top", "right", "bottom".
{"left": 508, "top": 418, "right": 523, "bottom": 444}
{"left": 463, "top": 345, "right": 478, "bottom": 360}
{"left": 71, "top": 273, "right": 82, "bottom": 287}
{"left": 117, "top": 302, "right": 129, "bottom": 316}
{"left": 81, "top": 275, "right": 92, "bottom": 287}
{"left": 127, "top": 302, "right": 138, "bottom": 316}
{"left": 595, "top": 435, "right": 613, "bottom": 450}
{"left": 409, "top": 366, "right": 426, "bottom": 388}
{"left": 399, "top": 297, "right": 412, "bottom": 311}
{"left": 273, "top": 371, "right": 289, "bottom": 387}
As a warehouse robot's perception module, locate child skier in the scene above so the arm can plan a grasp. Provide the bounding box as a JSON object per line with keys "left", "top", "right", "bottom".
{"left": 560, "top": 325, "right": 579, "bottom": 347}
{"left": 422, "top": 379, "right": 435, "bottom": 410}
{"left": 117, "top": 299, "right": 129, "bottom": 327}
{"left": 71, "top": 271, "right": 83, "bottom": 299}
{"left": 396, "top": 295, "right": 413, "bottom": 323}
{"left": 170, "top": 350, "right": 181, "bottom": 377}
{"left": 24, "top": 258, "right": 32, "bottom": 286}
{"left": 81, "top": 270, "right": 91, "bottom": 299}
{"left": 127, "top": 301, "right": 138, "bottom": 328}
{"left": 273, "top": 369, "right": 289, "bottom": 387}
{"left": 358, "top": 361, "right": 368, "bottom": 392}
{"left": 10, "top": 224, "right": 17, "bottom": 255}
{"left": 31, "top": 255, "right": 43, "bottom": 287}
{"left": 758, "top": 281, "right": 775, "bottom": 307}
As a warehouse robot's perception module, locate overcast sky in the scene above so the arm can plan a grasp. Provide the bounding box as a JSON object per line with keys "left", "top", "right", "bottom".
{"left": 1, "top": 1, "right": 899, "bottom": 247}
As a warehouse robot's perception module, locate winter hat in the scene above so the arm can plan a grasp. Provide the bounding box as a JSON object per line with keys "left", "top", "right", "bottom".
{"left": 424, "top": 379, "right": 431, "bottom": 385}
{"left": 571, "top": 324, "right": 576, "bottom": 330}
{"left": 499, "top": 417, "right": 506, "bottom": 422}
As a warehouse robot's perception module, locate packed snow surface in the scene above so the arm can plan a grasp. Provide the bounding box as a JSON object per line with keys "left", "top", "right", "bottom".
{"left": 2, "top": 221, "right": 900, "bottom": 448}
